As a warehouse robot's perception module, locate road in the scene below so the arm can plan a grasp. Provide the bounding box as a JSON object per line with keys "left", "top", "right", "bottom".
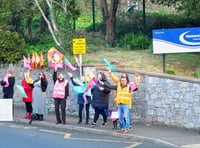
{"left": 0, "top": 122, "right": 174, "bottom": 148}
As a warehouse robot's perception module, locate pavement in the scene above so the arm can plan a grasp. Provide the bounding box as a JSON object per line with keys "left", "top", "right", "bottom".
{"left": 13, "top": 105, "right": 200, "bottom": 148}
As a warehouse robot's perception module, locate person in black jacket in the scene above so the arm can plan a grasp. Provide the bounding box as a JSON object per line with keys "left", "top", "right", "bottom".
{"left": 68, "top": 72, "right": 91, "bottom": 124}
{"left": 91, "top": 72, "right": 111, "bottom": 127}
{"left": 53, "top": 66, "right": 69, "bottom": 124}
{"left": 1, "top": 70, "right": 15, "bottom": 99}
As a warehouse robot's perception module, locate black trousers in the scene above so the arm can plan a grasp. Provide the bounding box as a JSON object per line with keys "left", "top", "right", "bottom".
{"left": 25, "top": 101, "right": 33, "bottom": 113}
{"left": 93, "top": 108, "right": 107, "bottom": 123}
{"left": 78, "top": 104, "right": 90, "bottom": 123}
{"left": 54, "top": 98, "right": 66, "bottom": 123}
{"left": 3, "top": 93, "right": 13, "bottom": 99}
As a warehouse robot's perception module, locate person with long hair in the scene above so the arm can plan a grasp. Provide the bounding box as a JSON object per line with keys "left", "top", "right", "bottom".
{"left": 32, "top": 72, "right": 48, "bottom": 121}
{"left": 91, "top": 72, "right": 111, "bottom": 127}
{"left": 102, "top": 67, "right": 138, "bottom": 133}
{"left": 1, "top": 70, "right": 15, "bottom": 98}
{"left": 22, "top": 71, "right": 33, "bottom": 119}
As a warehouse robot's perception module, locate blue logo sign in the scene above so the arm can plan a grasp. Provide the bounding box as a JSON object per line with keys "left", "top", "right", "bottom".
{"left": 153, "top": 27, "right": 200, "bottom": 54}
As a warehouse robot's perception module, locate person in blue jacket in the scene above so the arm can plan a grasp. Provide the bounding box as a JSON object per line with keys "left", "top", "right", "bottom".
{"left": 68, "top": 72, "right": 91, "bottom": 124}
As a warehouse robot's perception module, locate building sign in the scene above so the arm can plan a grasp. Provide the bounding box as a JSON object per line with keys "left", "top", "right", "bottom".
{"left": 0, "top": 99, "right": 13, "bottom": 121}
{"left": 153, "top": 27, "right": 200, "bottom": 54}
{"left": 73, "top": 38, "right": 86, "bottom": 54}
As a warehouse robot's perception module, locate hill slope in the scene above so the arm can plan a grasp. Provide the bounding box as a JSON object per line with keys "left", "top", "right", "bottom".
{"left": 83, "top": 49, "right": 200, "bottom": 79}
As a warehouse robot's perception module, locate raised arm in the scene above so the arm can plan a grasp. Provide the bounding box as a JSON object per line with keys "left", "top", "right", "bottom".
{"left": 106, "top": 66, "right": 120, "bottom": 84}
{"left": 67, "top": 72, "right": 79, "bottom": 86}
{"left": 53, "top": 67, "right": 57, "bottom": 84}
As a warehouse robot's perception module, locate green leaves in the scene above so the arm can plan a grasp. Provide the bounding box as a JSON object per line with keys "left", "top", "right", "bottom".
{"left": 117, "top": 33, "right": 151, "bottom": 50}
{"left": 150, "top": 0, "right": 200, "bottom": 19}
{"left": 0, "top": 30, "right": 24, "bottom": 63}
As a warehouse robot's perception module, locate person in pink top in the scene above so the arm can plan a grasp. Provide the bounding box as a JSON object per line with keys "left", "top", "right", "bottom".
{"left": 53, "top": 66, "right": 69, "bottom": 124}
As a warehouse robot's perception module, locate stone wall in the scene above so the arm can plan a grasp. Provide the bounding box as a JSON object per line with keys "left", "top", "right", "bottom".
{"left": 93, "top": 66, "right": 200, "bottom": 129}
{"left": 1, "top": 64, "right": 200, "bottom": 129}
{"left": 0, "top": 63, "right": 80, "bottom": 115}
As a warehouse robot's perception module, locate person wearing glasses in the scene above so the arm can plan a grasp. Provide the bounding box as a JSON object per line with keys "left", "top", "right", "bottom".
{"left": 101, "top": 67, "right": 138, "bottom": 133}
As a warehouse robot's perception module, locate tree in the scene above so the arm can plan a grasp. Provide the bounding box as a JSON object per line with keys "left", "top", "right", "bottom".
{"left": 34, "top": 0, "right": 80, "bottom": 52}
{"left": 0, "top": 0, "right": 45, "bottom": 43}
{"left": 150, "top": 0, "right": 200, "bottom": 19}
{"left": 0, "top": 30, "right": 25, "bottom": 63}
{"left": 101, "top": 0, "right": 119, "bottom": 47}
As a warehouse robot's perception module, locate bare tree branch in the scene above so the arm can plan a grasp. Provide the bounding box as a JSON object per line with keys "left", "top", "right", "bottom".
{"left": 34, "top": 0, "right": 74, "bottom": 50}
{"left": 34, "top": 0, "right": 63, "bottom": 48}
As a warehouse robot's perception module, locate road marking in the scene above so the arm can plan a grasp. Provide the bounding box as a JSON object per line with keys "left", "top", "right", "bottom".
{"left": 39, "top": 129, "right": 71, "bottom": 138}
{"left": 39, "top": 129, "right": 140, "bottom": 145}
{"left": 0, "top": 123, "right": 38, "bottom": 129}
{"left": 181, "top": 144, "right": 200, "bottom": 148}
{"left": 64, "top": 134, "right": 71, "bottom": 138}
{"left": 125, "top": 143, "right": 142, "bottom": 148}
{"left": 24, "top": 126, "right": 37, "bottom": 129}
{"left": 9, "top": 124, "right": 37, "bottom": 129}
{"left": 64, "top": 136, "right": 139, "bottom": 145}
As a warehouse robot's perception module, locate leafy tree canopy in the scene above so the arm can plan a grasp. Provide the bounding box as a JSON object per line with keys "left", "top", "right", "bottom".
{"left": 0, "top": 30, "right": 24, "bottom": 63}
{"left": 150, "top": 0, "right": 200, "bottom": 19}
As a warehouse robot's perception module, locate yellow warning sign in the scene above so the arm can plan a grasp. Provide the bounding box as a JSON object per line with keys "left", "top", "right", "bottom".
{"left": 73, "top": 38, "right": 86, "bottom": 54}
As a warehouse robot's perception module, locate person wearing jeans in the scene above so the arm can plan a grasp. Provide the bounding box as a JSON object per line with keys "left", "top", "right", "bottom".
{"left": 118, "top": 104, "right": 130, "bottom": 131}
{"left": 102, "top": 67, "right": 138, "bottom": 133}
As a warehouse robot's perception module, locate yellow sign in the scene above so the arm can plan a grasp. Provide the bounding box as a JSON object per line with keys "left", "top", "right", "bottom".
{"left": 73, "top": 38, "right": 86, "bottom": 54}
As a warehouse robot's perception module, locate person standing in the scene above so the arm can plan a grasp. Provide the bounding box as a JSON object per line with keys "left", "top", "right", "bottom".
{"left": 91, "top": 72, "right": 111, "bottom": 127}
{"left": 53, "top": 67, "right": 69, "bottom": 124}
{"left": 1, "top": 70, "right": 15, "bottom": 99}
{"left": 67, "top": 72, "right": 91, "bottom": 124}
{"left": 105, "top": 67, "right": 138, "bottom": 133}
{"left": 32, "top": 72, "right": 48, "bottom": 121}
{"left": 22, "top": 71, "right": 33, "bottom": 119}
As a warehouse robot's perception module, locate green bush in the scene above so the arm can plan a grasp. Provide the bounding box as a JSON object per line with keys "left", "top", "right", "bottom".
{"left": 117, "top": 33, "right": 151, "bottom": 50}
{"left": 83, "top": 59, "right": 96, "bottom": 64}
{"left": 25, "top": 36, "right": 60, "bottom": 54}
{"left": 0, "top": 30, "right": 25, "bottom": 63}
{"left": 166, "top": 68, "right": 176, "bottom": 75}
{"left": 76, "top": 12, "right": 103, "bottom": 30}
{"left": 192, "top": 68, "right": 200, "bottom": 78}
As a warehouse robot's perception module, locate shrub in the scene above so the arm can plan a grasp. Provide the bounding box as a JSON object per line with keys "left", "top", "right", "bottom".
{"left": 0, "top": 30, "right": 25, "bottom": 63}
{"left": 25, "top": 36, "right": 60, "bottom": 54}
{"left": 192, "top": 68, "right": 200, "bottom": 78}
{"left": 166, "top": 68, "right": 176, "bottom": 75}
{"left": 117, "top": 33, "right": 151, "bottom": 50}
